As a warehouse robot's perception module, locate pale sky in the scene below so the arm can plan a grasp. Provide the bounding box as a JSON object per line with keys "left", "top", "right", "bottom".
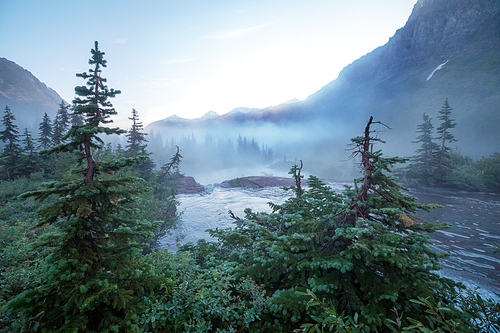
{"left": 0, "top": 0, "right": 418, "bottom": 128}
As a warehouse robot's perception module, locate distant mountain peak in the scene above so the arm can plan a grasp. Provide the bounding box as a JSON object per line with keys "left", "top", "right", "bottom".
{"left": 162, "top": 115, "right": 188, "bottom": 122}
{"left": 201, "top": 111, "right": 220, "bottom": 119}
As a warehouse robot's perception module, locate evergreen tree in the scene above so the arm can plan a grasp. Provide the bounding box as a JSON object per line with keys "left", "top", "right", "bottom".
{"left": 0, "top": 106, "right": 21, "bottom": 179}
{"left": 37, "top": 112, "right": 52, "bottom": 151}
{"left": 125, "top": 108, "right": 155, "bottom": 179}
{"left": 125, "top": 108, "right": 148, "bottom": 155}
{"left": 197, "top": 117, "right": 460, "bottom": 331}
{"left": 7, "top": 41, "right": 156, "bottom": 331}
{"left": 51, "top": 112, "right": 64, "bottom": 146}
{"left": 409, "top": 112, "right": 440, "bottom": 181}
{"left": 57, "top": 100, "right": 71, "bottom": 132}
{"left": 52, "top": 100, "right": 71, "bottom": 146}
{"left": 70, "top": 102, "right": 84, "bottom": 126}
{"left": 436, "top": 98, "right": 457, "bottom": 179}
{"left": 19, "top": 128, "right": 39, "bottom": 176}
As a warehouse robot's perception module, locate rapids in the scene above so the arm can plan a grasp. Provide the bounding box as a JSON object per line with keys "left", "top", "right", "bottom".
{"left": 160, "top": 180, "right": 500, "bottom": 297}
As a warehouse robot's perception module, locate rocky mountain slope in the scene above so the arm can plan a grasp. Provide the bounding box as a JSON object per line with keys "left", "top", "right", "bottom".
{"left": 0, "top": 58, "right": 64, "bottom": 130}
{"left": 148, "top": 0, "right": 500, "bottom": 160}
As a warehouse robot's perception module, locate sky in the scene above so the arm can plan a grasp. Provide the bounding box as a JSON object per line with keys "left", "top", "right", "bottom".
{"left": 0, "top": 0, "right": 418, "bottom": 128}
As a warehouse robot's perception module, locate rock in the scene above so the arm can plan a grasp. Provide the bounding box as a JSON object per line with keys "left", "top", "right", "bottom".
{"left": 221, "top": 176, "right": 295, "bottom": 189}
{"left": 174, "top": 176, "right": 205, "bottom": 194}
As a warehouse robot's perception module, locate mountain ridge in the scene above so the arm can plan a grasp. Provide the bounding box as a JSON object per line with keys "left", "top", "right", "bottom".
{"left": 0, "top": 57, "right": 65, "bottom": 130}
{"left": 148, "top": 0, "right": 500, "bottom": 160}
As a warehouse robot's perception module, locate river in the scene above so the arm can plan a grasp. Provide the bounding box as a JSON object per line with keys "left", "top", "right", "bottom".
{"left": 160, "top": 179, "right": 500, "bottom": 298}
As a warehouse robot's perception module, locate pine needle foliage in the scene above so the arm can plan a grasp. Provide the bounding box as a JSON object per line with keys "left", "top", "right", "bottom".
{"left": 125, "top": 108, "right": 148, "bottom": 155}
{"left": 0, "top": 106, "right": 21, "bottom": 180}
{"left": 436, "top": 98, "right": 457, "bottom": 179}
{"left": 200, "top": 117, "right": 461, "bottom": 331}
{"left": 6, "top": 41, "right": 157, "bottom": 332}
{"left": 408, "top": 112, "right": 440, "bottom": 182}
{"left": 52, "top": 100, "right": 71, "bottom": 146}
{"left": 20, "top": 128, "right": 39, "bottom": 176}
{"left": 124, "top": 108, "right": 155, "bottom": 180}
{"left": 37, "top": 112, "right": 52, "bottom": 151}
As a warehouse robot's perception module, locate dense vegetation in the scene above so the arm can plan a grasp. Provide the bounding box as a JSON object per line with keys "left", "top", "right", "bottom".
{"left": 0, "top": 43, "right": 499, "bottom": 332}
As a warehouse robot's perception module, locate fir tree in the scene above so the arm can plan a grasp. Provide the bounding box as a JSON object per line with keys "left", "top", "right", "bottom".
{"left": 436, "top": 98, "right": 457, "bottom": 179}
{"left": 0, "top": 106, "right": 21, "bottom": 179}
{"left": 51, "top": 112, "right": 64, "bottom": 146}
{"left": 70, "top": 102, "right": 84, "bottom": 126}
{"left": 8, "top": 41, "right": 156, "bottom": 331}
{"left": 409, "top": 112, "right": 440, "bottom": 182}
{"left": 200, "top": 116, "right": 460, "bottom": 331}
{"left": 57, "top": 100, "right": 71, "bottom": 131}
{"left": 19, "top": 128, "right": 39, "bottom": 176}
{"left": 52, "top": 100, "right": 71, "bottom": 146}
{"left": 37, "top": 112, "right": 52, "bottom": 151}
{"left": 125, "top": 108, "right": 155, "bottom": 179}
{"left": 125, "top": 108, "right": 148, "bottom": 155}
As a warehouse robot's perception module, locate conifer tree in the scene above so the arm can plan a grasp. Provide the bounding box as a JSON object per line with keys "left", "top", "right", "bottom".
{"left": 8, "top": 41, "right": 156, "bottom": 332}
{"left": 70, "top": 102, "right": 84, "bottom": 126}
{"left": 37, "top": 112, "right": 52, "bottom": 151}
{"left": 52, "top": 100, "right": 71, "bottom": 146}
{"left": 203, "top": 116, "right": 459, "bottom": 331}
{"left": 125, "top": 108, "right": 155, "bottom": 179}
{"left": 19, "top": 128, "right": 39, "bottom": 176}
{"left": 436, "top": 98, "right": 457, "bottom": 179}
{"left": 57, "top": 100, "right": 71, "bottom": 131}
{"left": 0, "top": 106, "right": 21, "bottom": 179}
{"left": 126, "top": 108, "right": 148, "bottom": 154}
{"left": 409, "top": 112, "right": 440, "bottom": 182}
{"left": 51, "top": 112, "right": 64, "bottom": 146}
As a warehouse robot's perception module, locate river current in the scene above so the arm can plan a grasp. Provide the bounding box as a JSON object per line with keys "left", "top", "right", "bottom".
{"left": 160, "top": 179, "right": 500, "bottom": 298}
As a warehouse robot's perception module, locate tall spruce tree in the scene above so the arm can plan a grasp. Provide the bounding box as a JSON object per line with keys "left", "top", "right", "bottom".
{"left": 58, "top": 100, "right": 71, "bottom": 131}
{"left": 19, "top": 128, "right": 39, "bottom": 176}
{"left": 0, "top": 106, "right": 21, "bottom": 179}
{"left": 125, "top": 108, "right": 148, "bottom": 155}
{"left": 8, "top": 41, "right": 156, "bottom": 332}
{"left": 410, "top": 112, "right": 440, "bottom": 182}
{"left": 436, "top": 98, "right": 457, "bottom": 179}
{"left": 125, "top": 108, "right": 155, "bottom": 179}
{"left": 37, "top": 112, "right": 52, "bottom": 151}
{"left": 52, "top": 100, "right": 71, "bottom": 146}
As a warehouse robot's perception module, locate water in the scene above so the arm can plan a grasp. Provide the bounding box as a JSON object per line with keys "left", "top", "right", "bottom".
{"left": 161, "top": 182, "right": 500, "bottom": 297}
{"left": 409, "top": 187, "right": 500, "bottom": 296}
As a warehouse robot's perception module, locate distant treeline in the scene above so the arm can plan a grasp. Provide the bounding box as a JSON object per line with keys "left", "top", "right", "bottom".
{"left": 144, "top": 131, "right": 274, "bottom": 174}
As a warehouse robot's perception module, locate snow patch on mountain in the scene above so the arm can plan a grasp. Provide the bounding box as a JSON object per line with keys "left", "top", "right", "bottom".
{"left": 426, "top": 59, "right": 449, "bottom": 81}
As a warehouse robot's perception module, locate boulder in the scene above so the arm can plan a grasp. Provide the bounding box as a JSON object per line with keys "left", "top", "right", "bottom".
{"left": 221, "top": 176, "right": 295, "bottom": 189}
{"left": 174, "top": 176, "right": 205, "bottom": 194}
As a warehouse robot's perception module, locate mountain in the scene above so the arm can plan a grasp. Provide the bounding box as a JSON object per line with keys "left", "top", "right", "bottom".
{"left": 0, "top": 58, "right": 64, "bottom": 130}
{"left": 301, "top": 0, "right": 500, "bottom": 158}
{"left": 148, "top": 0, "right": 500, "bottom": 170}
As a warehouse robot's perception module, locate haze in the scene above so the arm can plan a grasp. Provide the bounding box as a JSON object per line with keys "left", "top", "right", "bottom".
{"left": 0, "top": 0, "right": 417, "bottom": 128}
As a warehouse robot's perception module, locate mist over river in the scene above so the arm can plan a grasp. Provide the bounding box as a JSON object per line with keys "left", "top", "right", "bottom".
{"left": 160, "top": 178, "right": 500, "bottom": 298}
